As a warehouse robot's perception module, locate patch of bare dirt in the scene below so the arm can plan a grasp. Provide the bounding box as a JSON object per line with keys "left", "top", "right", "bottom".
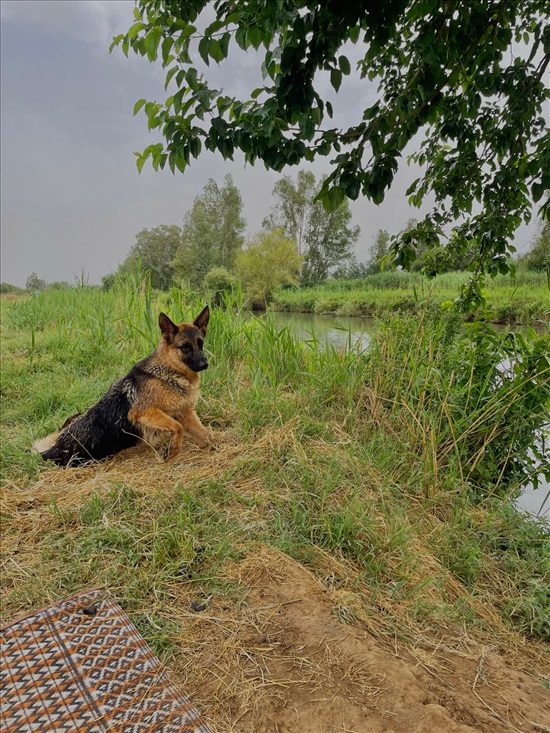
{"left": 173, "top": 550, "right": 550, "bottom": 733}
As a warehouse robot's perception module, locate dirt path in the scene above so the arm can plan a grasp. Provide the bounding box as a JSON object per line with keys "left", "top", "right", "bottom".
{"left": 172, "top": 551, "right": 550, "bottom": 733}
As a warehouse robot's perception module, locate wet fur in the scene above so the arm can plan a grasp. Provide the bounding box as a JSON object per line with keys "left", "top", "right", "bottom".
{"left": 36, "top": 307, "right": 210, "bottom": 466}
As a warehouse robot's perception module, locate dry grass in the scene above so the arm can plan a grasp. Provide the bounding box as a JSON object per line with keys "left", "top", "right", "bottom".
{"left": 2, "top": 428, "right": 549, "bottom": 674}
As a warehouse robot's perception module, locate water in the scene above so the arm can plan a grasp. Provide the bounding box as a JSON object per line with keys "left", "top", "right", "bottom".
{"left": 268, "top": 311, "right": 377, "bottom": 350}
{"left": 260, "top": 311, "right": 549, "bottom": 519}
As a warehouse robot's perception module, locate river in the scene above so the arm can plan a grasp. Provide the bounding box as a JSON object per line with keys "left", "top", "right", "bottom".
{"left": 263, "top": 311, "right": 549, "bottom": 519}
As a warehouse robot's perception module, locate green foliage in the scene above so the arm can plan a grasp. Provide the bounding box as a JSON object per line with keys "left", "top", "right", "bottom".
{"left": 101, "top": 273, "right": 117, "bottom": 291}
{"left": 271, "top": 271, "right": 550, "bottom": 323}
{"left": 173, "top": 175, "right": 245, "bottom": 286}
{"left": 113, "top": 0, "right": 550, "bottom": 303}
{"left": 518, "top": 220, "right": 550, "bottom": 273}
{"left": 366, "top": 229, "right": 390, "bottom": 274}
{"left": 455, "top": 323, "right": 550, "bottom": 493}
{"left": 369, "top": 312, "right": 550, "bottom": 499}
{"left": 263, "top": 171, "right": 359, "bottom": 285}
{"left": 119, "top": 224, "right": 181, "bottom": 290}
{"left": 25, "top": 272, "right": 46, "bottom": 291}
{"left": 203, "top": 267, "right": 236, "bottom": 305}
{"left": 236, "top": 229, "right": 302, "bottom": 308}
{"left": 46, "top": 281, "right": 72, "bottom": 291}
{"left": 332, "top": 257, "right": 370, "bottom": 280}
{"left": 0, "top": 283, "right": 25, "bottom": 294}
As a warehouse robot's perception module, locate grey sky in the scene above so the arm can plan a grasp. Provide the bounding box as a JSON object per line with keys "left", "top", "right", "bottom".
{"left": 0, "top": 0, "right": 541, "bottom": 288}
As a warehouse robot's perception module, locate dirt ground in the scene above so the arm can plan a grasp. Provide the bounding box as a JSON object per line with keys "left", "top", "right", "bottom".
{"left": 172, "top": 550, "right": 550, "bottom": 733}
{"left": 2, "top": 437, "right": 549, "bottom": 733}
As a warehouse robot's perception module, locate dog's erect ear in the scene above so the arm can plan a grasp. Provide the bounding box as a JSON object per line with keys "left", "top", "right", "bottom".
{"left": 193, "top": 305, "right": 210, "bottom": 336}
{"left": 159, "top": 312, "right": 179, "bottom": 344}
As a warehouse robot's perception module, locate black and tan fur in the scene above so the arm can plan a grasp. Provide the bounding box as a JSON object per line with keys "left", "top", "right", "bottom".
{"left": 34, "top": 307, "right": 210, "bottom": 466}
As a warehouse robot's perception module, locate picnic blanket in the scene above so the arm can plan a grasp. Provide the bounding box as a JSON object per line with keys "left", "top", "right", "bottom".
{"left": 0, "top": 587, "right": 212, "bottom": 732}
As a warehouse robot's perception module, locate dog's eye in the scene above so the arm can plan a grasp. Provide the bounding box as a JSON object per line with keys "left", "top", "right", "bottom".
{"left": 180, "top": 343, "right": 192, "bottom": 351}
{"left": 197, "top": 339, "right": 204, "bottom": 349}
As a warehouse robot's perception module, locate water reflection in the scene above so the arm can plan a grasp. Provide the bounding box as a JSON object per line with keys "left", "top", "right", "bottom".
{"left": 259, "top": 311, "right": 549, "bottom": 519}
{"left": 268, "top": 311, "right": 377, "bottom": 350}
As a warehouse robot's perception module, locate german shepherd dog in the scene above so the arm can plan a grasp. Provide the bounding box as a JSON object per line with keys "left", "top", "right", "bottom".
{"left": 33, "top": 307, "right": 210, "bottom": 466}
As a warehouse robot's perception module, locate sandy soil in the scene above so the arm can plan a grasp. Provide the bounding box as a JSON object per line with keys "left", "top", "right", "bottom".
{"left": 173, "top": 550, "right": 550, "bottom": 733}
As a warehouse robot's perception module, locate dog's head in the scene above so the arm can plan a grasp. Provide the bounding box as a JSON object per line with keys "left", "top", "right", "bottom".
{"left": 158, "top": 306, "right": 209, "bottom": 372}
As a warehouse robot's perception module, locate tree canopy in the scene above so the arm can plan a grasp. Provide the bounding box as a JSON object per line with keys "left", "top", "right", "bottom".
{"left": 518, "top": 219, "right": 550, "bottom": 272}
{"left": 173, "top": 175, "right": 245, "bottom": 285}
{"left": 113, "top": 0, "right": 549, "bottom": 303}
{"left": 25, "top": 273, "right": 46, "bottom": 291}
{"left": 120, "top": 224, "right": 182, "bottom": 289}
{"left": 263, "top": 171, "right": 359, "bottom": 285}
{"left": 236, "top": 229, "right": 302, "bottom": 308}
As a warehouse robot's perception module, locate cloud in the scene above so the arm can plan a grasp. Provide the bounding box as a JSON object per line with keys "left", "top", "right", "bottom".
{"left": 1, "top": 0, "right": 134, "bottom": 52}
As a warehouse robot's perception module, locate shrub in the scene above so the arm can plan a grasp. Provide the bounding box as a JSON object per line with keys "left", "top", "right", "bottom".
{"left": 203, "top": 267, "right": 236, "bottom": 305}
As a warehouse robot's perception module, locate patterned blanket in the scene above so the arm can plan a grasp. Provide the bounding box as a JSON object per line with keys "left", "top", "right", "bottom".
{"left": 1, "top": 588, "right": 212, "bottom": 732}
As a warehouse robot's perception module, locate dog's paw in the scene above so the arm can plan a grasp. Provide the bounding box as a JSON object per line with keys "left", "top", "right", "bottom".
{"left": 162, "top": 445, "right": 180, "bottom": 462}
{"left": 190, "top": 431, "right": 210, "bottom": 449}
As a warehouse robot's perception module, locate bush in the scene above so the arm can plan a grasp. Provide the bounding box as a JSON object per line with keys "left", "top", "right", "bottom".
{"left": 203, "top": 267, "right": 236, "bottom": 304}
{"left": 0, "top": 283, "right": 24, "bottom": 294}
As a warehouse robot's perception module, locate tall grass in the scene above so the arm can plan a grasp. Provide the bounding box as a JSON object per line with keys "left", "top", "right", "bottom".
{"left": 272, "top": 271, "right": 549, "bottom": 323}
{"left": 1, "top": 278, "right": 549, "bottom": 650}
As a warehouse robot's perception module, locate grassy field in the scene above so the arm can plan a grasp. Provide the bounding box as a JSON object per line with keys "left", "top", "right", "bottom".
{"left": 272, "top": 271, "right": 550, "bottom": 323}
{"left": 1, "top": 284, "right": 549, "bottom": 728}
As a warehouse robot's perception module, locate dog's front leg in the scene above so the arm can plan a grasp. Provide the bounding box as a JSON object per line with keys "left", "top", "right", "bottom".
{"left": 129, "top": 406, "right": 183, "bottom": 461}
{"left": 179, "top": 410, "right": 209, "bottom": 447}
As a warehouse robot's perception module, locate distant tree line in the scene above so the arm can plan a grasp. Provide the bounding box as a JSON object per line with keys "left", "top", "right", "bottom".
{"left": 334, "top": 219, "right": 548, "bottom": 280}
{"left": 517, "top": 220, "right": 549, "bottom": 273}
{"left": 104, "top": 172, "right": 360, "bottom": 307}
{"left": 11, "top": 204, "right": 547, "bottom": 303}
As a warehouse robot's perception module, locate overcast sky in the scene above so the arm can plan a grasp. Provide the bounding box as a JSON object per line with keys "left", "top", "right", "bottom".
{"left": 0, "top": 0, "right": 542, "bottom": 288}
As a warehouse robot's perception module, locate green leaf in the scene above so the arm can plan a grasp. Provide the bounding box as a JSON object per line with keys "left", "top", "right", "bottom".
{"left": 198, "top": 37, "right": 210, "bottom": 65}
{"left": 205, "top": 19, "right": 225, "bottom": 35}
{"left": 164, "top": 66, "right": 178, "bottom": 90}
{"left": 338, "top": 55, "right": 351, "bottom": 75}
{"left": 324, "top": 185, "right": 345, "bottom": 211}
{"left": 248, "top": 26, "right": 262, "bottom": 50}
{"left": 349, "top": 26, "right": 360, "bottom": 43}
{"left": 531, "top": 181, "right": 547, "bottom": 203}
{"left": 209, "top": 39, "right": 224, "bottom": 63}
{"left": 219, "top": 32, "right": 230, "bottom": 59}
{"left": 109, "top": 34, "right": 124, "bottom": 53}
{"left": 133, "top": 99, "right": 147, "bottom": 116}
{"left": 127, "top": 22, "right": 146, "bottom": 41}
{"left": 174, "top": 153, "right": 186, "bottom": 173}
{"left": 330, "top": 68, "right": 342, "bottom": 92}
{"left": 144, "top": 28, "right": 162, "bottom": 61}
{"left": 189, "top": 137, "right": 202, "bottom": 158}
{"left": 162, "top": 36, "right": 174, "bottom": 66}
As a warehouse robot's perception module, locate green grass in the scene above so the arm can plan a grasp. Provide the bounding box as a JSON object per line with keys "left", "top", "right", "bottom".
{"left": 1, "top": 281, "right": 549, "bottom": 668}
{"left": 271, "top": 271, "right": 550, "bottom": 324}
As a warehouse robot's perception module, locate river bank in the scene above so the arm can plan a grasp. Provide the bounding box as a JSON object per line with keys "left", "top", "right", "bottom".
{"left": 271, "top": 271, "right": 550, "bottom": 324}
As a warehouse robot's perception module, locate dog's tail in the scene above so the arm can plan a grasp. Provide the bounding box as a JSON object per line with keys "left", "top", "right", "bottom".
{"left": 32, "top": 413, "right": 82, "bottom": 455}
{"left": 32, "top": 431, "right": 62, "bottom": 455}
